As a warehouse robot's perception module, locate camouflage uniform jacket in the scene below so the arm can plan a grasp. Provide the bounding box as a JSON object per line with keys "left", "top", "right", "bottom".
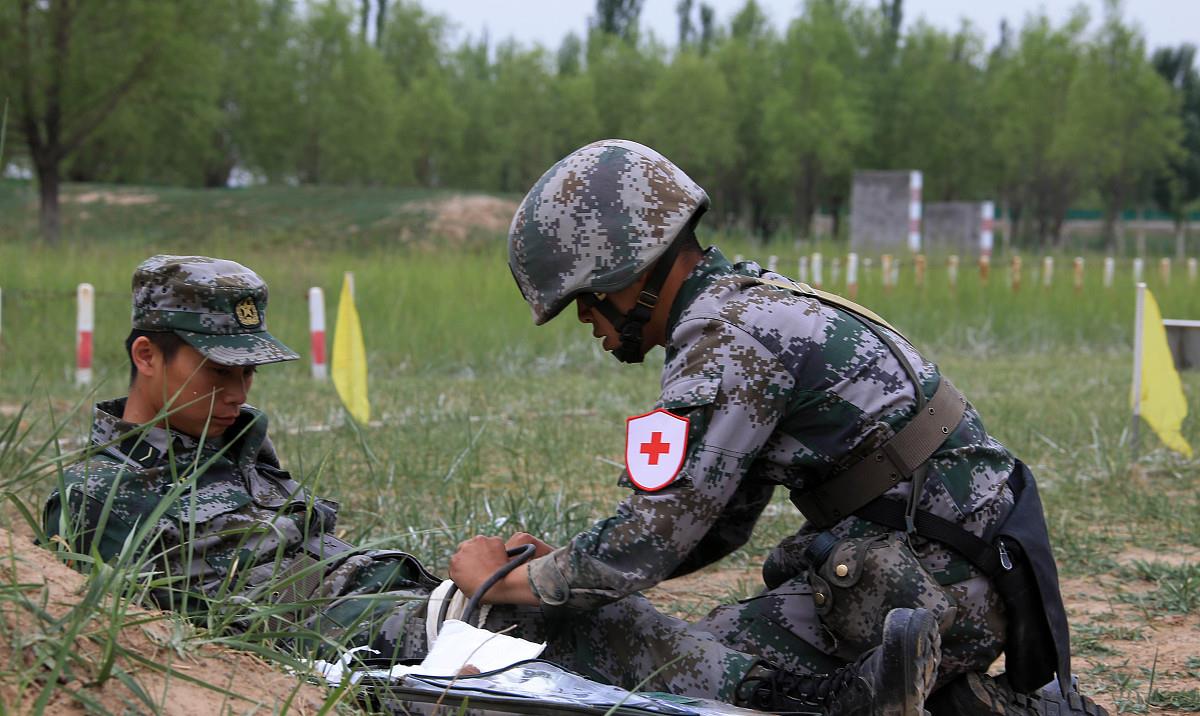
{"left": 528, "top": 247, "right": 1016, "bottom": 609}
{"left": 43, "top": 399, "right": 435, "bottom": 631}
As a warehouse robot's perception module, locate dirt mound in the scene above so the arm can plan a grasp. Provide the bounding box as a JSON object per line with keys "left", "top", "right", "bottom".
{"left": 405, "top": 194, "right": 518, "bottom": 244}
{"left": 0, "top": 527, "right": 330, "bottom": 714}
{"left": 63, "top": 190, "right": 158, "bottom": 206}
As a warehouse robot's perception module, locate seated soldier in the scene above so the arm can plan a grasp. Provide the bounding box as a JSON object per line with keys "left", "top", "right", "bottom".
{"left": 43, "top": 255, "right": 440, "bottom": 661}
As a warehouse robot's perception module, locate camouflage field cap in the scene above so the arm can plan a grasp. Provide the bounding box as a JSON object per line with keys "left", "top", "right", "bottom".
{"left": 131, "top": 255, "right": 299, "bottom": 366}
{"left": 508, "top": 139, "right": 710, "bottom": 325}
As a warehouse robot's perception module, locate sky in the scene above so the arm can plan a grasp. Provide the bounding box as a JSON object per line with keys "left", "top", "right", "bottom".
{"left": 419, "top": 0, "right": 1199, "bottom": 53}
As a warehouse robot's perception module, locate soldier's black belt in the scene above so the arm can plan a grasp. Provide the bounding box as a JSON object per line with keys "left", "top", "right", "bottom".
{"left": 790, "top": 377, "right": 967, "bottom": 529}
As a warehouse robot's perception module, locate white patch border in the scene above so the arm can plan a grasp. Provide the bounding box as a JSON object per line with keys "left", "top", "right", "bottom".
{"left": 624, "top": 408, "right": 690, "bottom": 492}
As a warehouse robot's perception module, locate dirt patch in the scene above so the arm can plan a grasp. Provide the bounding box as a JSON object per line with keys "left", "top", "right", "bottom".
{"left": 1116, "top": 545, "right": 1200, "bottom": 568}
{"left": 403, "top": 194, "right": 518, "bottom": 245}
{"left": 0, "top": 527, "right": 330, "bottom": 714}
{"left": 64, "top": 190, "right": 158, "bottom": 206}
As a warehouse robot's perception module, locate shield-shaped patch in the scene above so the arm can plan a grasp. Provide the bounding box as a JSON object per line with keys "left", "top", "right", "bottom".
{"left": 625, "top": 409, "right": 689, "bottom": 491}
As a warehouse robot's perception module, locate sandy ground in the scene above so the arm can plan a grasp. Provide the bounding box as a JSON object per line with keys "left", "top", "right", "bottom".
{"left": 403, "top": 194, "right": 519, "bottom": 245}
{"left": 0, "top": 526, "right": 331, "bottom": 715}
{"left": 62, "top": 190, "right": 159, "bottom": 206}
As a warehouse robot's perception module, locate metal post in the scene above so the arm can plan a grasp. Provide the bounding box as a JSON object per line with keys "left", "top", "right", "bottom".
{"left": 76, "top": 283, "right": 94, "bottom": 386}
{"left": 308, "top": 287, "right": 328, "bottom": 380}
{"left": 1131, "top": 282, "right": 1146, "bottom": 460}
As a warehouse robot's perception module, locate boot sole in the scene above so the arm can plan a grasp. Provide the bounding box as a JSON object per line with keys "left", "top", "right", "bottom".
{"left": 879, "top": 608, "right": 941, "bottom": 716}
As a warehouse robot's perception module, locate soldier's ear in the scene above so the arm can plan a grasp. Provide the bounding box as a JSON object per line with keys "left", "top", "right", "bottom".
{"left": 129, "top": 336, "right": 163, "bottom": 381}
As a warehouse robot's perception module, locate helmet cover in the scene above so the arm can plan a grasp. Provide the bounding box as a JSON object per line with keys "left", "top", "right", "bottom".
{"left": 508, "top": 139, "right": 709, "bottom": 325}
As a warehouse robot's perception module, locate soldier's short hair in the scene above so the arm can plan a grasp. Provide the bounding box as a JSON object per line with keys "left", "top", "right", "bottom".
{"left": 124, "top": 330, "right": 187, "bottom": 385}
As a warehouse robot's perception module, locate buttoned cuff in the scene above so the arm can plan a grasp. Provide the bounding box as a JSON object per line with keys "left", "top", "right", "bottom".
{"left": 527, "top": 547, "right": 573, "bottom": 606}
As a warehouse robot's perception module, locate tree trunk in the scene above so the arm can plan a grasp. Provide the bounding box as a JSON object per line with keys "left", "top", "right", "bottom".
{"left": 1101, "top": 205, "right": 1118, "bottom": 252}
{"left": 375, "top": 0, "right": 387, "bottom": 49}
{"left": 830, "top": 194, "right": 844, "bottom": 241}
{"left": 36, "top": 159, "right": 61, "bottom": 244}
{"left": 1135, "top": 206, "right": 1147, "bottom": 258}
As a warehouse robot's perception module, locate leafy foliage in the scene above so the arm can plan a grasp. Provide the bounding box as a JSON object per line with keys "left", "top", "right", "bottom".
{"left": 1, "top": 0, "right": 1196, "bottom": 249}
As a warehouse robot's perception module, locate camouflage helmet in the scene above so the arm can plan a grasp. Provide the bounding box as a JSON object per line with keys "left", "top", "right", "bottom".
{"left": 132, "top": 255, "right": 299, "bottom": 366}
{"left": 508, "top": 139, "right": 710, "bottom": 325}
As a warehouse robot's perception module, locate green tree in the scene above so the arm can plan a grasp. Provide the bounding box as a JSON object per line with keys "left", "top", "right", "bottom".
{"left": 586, "top": 31, "right": 663, "bottom": 139}
{"left": 712, "top": 0, "right": 778, "bottom": 234}
{"left": 889, "top": 22, "right": 993, "bottom": 202}
{"left": 0, "top": 0, "right": 219, "bottom": 241}
{"left": 591, "top": 0, "right": 643, "bottom": 42}
{"left": 293, "top": 1, "right": 401, "bottom": 185}
{"left": 634, "top": 50, "right": 737, "bottom": 196}
{"left": 990, "top": 9, "right": 1090, "bottom": 245}
{"left": 1062, "top": 3, "right": 1180, "bottom": 252}
{"left": 762, "top": 0, "right": 867, "bottom": 237}
{"left": 1151, "top": 43, "right": 1200, "bottom": 257}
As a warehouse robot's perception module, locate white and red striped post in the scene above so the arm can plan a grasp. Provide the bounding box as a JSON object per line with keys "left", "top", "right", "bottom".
{"left": 308, "top": 287, "right": 328, "bottom": 380}
{"left": 811, "top": 252, "right": 823, "bottom": 289}
{"left": 798, "top": 256, "right": 809, "bottom": 284}
{"left": 831, "top": 256, "right": 842, "bottom": 288}
{"left": 767, "top": 255, "right": 778, "bottom": 273}
{"left": 846, "top": 253, "right": 859, "bottom": 298}
{"left": 1188, "top": 257, "right": 1198, "bottom": 284}
{"left": 948, "top": 255, "right": 960, "bottom": 290}
{"left": 908, "top": 171, "right": 923, "bottom": 252}
{"left": 75, "top": 283, "right": 94, "bottom": 386}
{"left": 1042, "top": 256, "right": 1054, "bottom": 288}
{"left": 980, "top": 201, "right": 995, "bottom": 258}
{"left": 882, "top": 254, "right": 895, "bottom": 292}
{"left": 1073, "top": 257, "right": 1084, "bottom": 293}
{"left": 1103, "top": 257, "right": 1115, "bottom": 288}
{"left": 1133, "top": 257, "right": 1144, "bottom": 284}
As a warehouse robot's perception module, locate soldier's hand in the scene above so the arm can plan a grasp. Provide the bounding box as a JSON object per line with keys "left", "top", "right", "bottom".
{"left": 449, "top": 535, "right": 539, "bottom": 606}
{"left": 505, "top": 532, "right": 555, "bottom": 558}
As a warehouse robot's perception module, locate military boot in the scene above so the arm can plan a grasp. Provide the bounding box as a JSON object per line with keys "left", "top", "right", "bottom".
{"left": 734, "top": 607, "right": 941, "bottom": 715}
{"left": 927, "top": 672, "right": 1109, "bottom": 716}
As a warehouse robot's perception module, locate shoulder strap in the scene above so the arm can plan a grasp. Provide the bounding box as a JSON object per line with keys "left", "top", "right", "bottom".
{"left": 751, "top": 277, "right": 902, "bottom": 337}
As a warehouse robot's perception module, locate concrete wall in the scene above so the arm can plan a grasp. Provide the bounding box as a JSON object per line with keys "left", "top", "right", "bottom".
{"left": 924, "top": 202, "right": 983, "bottom": 256}
{"left": 849, "top": 171, "right": 913, "bottom": 252}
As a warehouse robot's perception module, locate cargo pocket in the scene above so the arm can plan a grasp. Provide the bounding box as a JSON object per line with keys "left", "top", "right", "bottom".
{"left": 808, "top": 534, "right": 957, "bottom": 656}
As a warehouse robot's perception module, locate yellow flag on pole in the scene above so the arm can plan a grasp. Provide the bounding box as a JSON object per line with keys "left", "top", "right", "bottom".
{"left": 332, "top": 272, "right": 370, "bottom": 425}
{"left": 1133, "top": 286, "right": 1191, "bottom": 457}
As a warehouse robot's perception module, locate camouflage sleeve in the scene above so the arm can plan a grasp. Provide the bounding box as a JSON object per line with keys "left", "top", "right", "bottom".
{"left": 43, "top": 463, "right": 139, "bottom": 562}
{"left": 527, "top": 317, "right": 793, "bottom": 609}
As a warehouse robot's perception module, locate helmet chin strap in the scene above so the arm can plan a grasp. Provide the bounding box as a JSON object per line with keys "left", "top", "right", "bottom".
{"left": 583, "top": 241, "right": 683, "bottom": 364}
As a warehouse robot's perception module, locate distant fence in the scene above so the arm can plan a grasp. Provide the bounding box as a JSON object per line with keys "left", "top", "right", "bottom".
{"left": 2, "top": 260, "right": 1198, "bottom": 385}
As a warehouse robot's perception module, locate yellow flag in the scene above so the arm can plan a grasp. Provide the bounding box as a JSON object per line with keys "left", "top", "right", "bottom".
{"left": 1135, "top": 288, "right": 1192, "bottom": 457}
{"left": 332, "top": 273, "right": 370, "bottom": 425}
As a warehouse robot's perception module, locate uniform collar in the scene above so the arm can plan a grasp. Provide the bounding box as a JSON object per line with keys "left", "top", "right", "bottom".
{"left": 665, "top": 246, "right": 735, "bottom": 336}
{"left": 91, "top": 398, "right": 267, "bottom": 468}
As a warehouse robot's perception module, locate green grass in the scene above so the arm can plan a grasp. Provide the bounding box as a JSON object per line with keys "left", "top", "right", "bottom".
{"left": 1, "top": 181, "right": 1199, "bottom": 713}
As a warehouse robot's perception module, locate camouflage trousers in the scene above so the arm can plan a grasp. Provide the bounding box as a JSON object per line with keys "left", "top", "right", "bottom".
{"left": 329, "top": 538, "right": 1005, "bottom": 703}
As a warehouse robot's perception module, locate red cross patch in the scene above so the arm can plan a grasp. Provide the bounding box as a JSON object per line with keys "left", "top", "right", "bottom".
{"left": 625, "top": 409, "right": 689, "bottom": 491}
